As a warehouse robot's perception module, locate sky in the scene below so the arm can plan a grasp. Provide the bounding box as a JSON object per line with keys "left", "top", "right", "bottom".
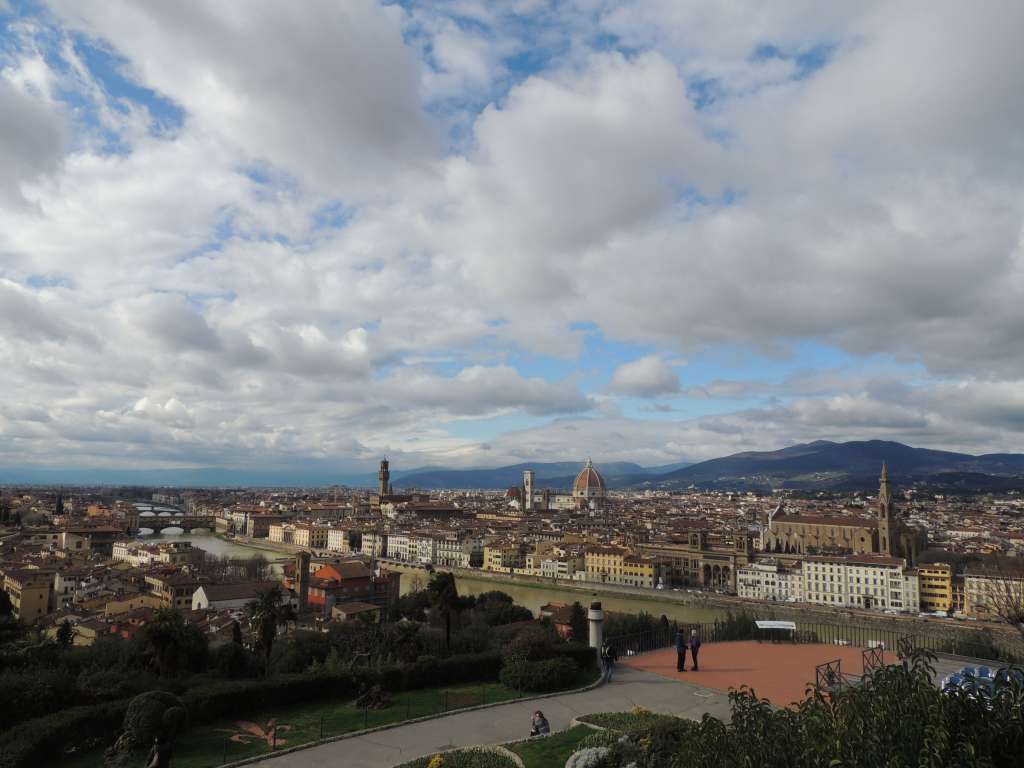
{"left": 1, "top": 0, "right": 1023, "bottom": 479}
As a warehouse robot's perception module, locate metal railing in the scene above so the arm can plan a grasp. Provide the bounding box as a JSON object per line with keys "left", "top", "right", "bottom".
{"left": 605, "top": 619, "right": 1020, "bottom": 664}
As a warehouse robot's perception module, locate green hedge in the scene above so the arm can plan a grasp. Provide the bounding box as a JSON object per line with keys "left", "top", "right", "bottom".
{"left": 554, "top": 642, "right": 598, "bottom": 670}
{"left": 499, "top": 656, "right": 578, "bottom": 692}
{"left": 0, "top": 651, "right": 504, "bottom": 767}
{"left": 395, "top": 747, "right": 518, "bottom": 768}
{"left": 0, "top": 700, "right": 129, "bottom": 768}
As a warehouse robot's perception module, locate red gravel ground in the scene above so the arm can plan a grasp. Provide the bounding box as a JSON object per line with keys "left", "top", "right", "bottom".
{"left": 620, "top": 640, "right": 893, "bottom": 707}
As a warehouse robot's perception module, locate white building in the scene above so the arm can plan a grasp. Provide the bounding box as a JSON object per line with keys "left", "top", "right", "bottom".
{"left": 803, "top": 554, "right": 917, "bottom": 612}
{"left": 387, "top": 532, "right": 411, "bottom": 562}
{"left": 736, "top": 560, "right": 804, "bottom": 602}
{"left": 360, "top": 531, "right": 387, "bottom": 559}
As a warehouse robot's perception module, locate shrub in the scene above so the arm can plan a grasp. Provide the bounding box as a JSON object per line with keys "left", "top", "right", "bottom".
{"left": 502, "top": 625, "right": 556, "bottom": 663}
{"left": 0, "top": 700, "right": 128, "bottom": 768}
{"left": 499, "top": 656, "right": 577, "bottom": 692}
{"left": 555, "top": 642, "right": 598, "bottom": 671}
{"left": 395, "top": 747, "right": 518, "bottom": 768}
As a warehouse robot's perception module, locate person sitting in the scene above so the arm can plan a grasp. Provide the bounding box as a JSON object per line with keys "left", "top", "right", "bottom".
{"left": 530, "top": 710, "right": 551, "bottom": 737}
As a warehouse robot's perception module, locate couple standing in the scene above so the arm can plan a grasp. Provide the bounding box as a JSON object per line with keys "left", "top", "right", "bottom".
{"left": 675, "top": 628, "right": 701, "bottom": 672}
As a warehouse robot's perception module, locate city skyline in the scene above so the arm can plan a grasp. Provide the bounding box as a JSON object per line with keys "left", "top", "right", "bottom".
{"left": 2, "top": 1, "right": 1024, "bottom": 477}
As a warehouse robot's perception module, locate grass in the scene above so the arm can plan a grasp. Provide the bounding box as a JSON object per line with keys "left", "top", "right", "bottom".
{"left": 63, "top": 682, "right": 522, "bottom": 768}
{"left": 395, "top": 748, "right": 519, "bottom": 768}
{"left": 576, "top": 710, "right": 683, "bottom": 733}
{"left": 506, "top": 725, "right": 596, "bottom": 768}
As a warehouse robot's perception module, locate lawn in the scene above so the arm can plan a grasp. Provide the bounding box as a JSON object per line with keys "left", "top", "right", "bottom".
{"left": 506, "top": 725, "right": 596, "bottom": 768}
{"left": 64, "top": 682, "right": 522, "bottom": 768}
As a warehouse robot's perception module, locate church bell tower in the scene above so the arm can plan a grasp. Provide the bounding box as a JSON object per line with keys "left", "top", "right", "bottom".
{"left": 378, "top": 458, "right": 390, "bottom": 498}
{"left": 878, "top": 462, "right": 895, "bottom": 556}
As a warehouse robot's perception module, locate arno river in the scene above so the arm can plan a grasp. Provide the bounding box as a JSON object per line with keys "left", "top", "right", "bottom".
{"left": 395, "top": 569, "right": 732, "bottom": 624}
{"left": 141, "top": 530, "right": 730, "bottom": 623}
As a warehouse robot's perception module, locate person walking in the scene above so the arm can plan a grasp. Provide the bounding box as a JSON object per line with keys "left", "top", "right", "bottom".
{"left": 601, "top": 641, "right": 619, "bottom": 682}
{"left": 675, "top": 628, "right": 688, "bottom": 672}
{"left": 689, "top": 628, "right": 702, "bottom": 671}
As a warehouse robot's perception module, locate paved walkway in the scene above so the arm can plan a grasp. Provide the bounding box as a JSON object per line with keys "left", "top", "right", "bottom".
{"left": 248, "top": 666, "right": 732, "bottom": 768}
{"left": 622, "top": 641, "right": 895, "bottom": 707}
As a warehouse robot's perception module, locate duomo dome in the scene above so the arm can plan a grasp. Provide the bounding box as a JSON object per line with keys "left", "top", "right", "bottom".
{"left": 572, "top": 458, "right": 606, "bottom": 499}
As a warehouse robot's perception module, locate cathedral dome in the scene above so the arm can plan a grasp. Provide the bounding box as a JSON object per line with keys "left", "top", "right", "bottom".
{"left": 573, "top": 458, "right": 606, "bottom": 497}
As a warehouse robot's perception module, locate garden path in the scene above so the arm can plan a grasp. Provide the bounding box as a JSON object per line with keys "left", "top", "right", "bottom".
{"left": 247, "top": 665, "right": 731, "bottom": 768}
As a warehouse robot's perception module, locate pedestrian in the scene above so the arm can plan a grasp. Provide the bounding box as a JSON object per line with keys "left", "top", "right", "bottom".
{"left": 601, "top": 641, "right": 619, "bottom": 682}
{"left": 689, "top": 628, "right": 702, "bottom": 672}
{"left": 146, "top": 735, "right": 172, "bottom": 768}
{"left": 530, "top": 710, "right": 550, "bottom": 737}
{"left": 675, "top": 628, "right": 688, "bottom": 672}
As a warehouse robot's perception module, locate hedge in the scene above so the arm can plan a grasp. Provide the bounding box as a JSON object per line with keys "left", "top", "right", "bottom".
{"left": 0, "top": 700, "right": 129, "bottom": 768}
{"left": 0, "top": 651, "right": 503, "bottom": 768}
{"left": 554, "top": 642, "right": 598, "bottom": 670}
{"left": 499, "top": 656, "right": 578, "bottom": 692}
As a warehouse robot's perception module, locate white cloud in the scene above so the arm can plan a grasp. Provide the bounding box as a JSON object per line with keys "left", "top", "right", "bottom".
{"left": 1, "top": 1, "right": 1023, "bottom": 475}
{"left": 608, "top": 355, "right": 680, "bottom": 398}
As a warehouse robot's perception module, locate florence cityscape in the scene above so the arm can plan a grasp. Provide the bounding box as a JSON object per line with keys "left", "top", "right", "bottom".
{"left": 1, "top": 2, "right": 1023, "bottom": 767}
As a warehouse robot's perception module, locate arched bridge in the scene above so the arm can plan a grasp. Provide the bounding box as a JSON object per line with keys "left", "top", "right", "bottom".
{"left": 133, "top": 515, "right": 216, "bottom": 533}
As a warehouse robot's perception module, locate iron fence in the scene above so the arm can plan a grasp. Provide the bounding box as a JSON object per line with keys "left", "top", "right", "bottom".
{"left": 605, "top": 618, "right": 1020, "bottom": 664}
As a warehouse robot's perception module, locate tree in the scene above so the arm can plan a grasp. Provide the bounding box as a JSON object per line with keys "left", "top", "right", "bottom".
{"left": 56, "top": 617, "right": 76, "bottom": 649}
{"left": 136, "top": 607, "right": 207, "bottom": 677}
{"left": 0, "top": 589, "right": 13, "bottom": 618}
{"left": 231, "top": 619, "right": 243, "bottom": 645}
{"left": 426, "top": 571, "right": 460, "bottom": 650}
{"left": 246, "top": 584, "right": 288, "bottom": 666}
{"left": 568, "top": 601, "right": 588, "bottom": 643}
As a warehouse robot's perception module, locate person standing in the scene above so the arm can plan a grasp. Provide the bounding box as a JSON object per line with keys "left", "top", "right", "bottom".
{"left": 601, "top": 641, "right": 619, "bottom": 682}
{"left": 689, "top": 629, "right": 702, "bottom": 671}
{"left": 675, "top": 628, "right": 688, "bottom": 672}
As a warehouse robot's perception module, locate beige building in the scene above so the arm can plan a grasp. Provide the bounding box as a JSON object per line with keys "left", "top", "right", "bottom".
{"left": 736, "top": 560, "right": 804, "bottom": 602}
{"left": 964, "top": 564, "right": 1024, "bottom": 620}
{"left": 918, "top": 563, "right": 953, "bottom": 613}
{"left": 3, "top": 568, "right": 53, "bottom": 623}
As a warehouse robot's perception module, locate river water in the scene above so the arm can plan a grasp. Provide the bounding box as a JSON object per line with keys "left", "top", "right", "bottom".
{"left": 398, "top": 570, "right": 731, "bottom": 624}
{"left": 138, "top": 530, "right": 276, "bottom": 561}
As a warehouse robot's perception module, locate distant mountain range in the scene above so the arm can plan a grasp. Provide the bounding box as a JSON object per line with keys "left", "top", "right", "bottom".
{"left": 1, "top": 441, "right": 1021, "bottom": 491}
{"left": 391, "top": 461, "right": 692, "bottom": 491}
{"left": 631, "top": 440, "right": 1024, "bottom": 492}
{"left": 396, "top": 440, "right": 1024, "bottom": 492}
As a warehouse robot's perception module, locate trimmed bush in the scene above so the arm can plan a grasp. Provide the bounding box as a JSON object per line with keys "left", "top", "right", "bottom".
{"left": 395, "top": 747, "right": 518, "bottom": 768}
{"left": 499, "top": 656, "right": 578, "bottom": 693}
{"left": 0, "top": 700, "right": 128, "bottom": 768}
{"left": 554, "top": 642, "right": 598, "bottom": 671}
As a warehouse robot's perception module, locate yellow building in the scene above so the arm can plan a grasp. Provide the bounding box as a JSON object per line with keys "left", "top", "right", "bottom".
{"left": 483, "top": 541, "right": 525, "bottom": 571}
{"left": 918, "top": 563, "right": 953, "bottom": 613}
{"left": 4, "top": 569, "right": 53, "bottom": 623}
{"left": 293, "top": 522, "right": 330, "bottom": 549}
{"left": 585, "top": 545, "right": 626, "bottom": 583}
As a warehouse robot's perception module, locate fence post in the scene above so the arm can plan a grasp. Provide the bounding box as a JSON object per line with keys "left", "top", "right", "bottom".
{"left": 481, "top": 683, "right": 486, "bottom": 706}
{"left": 444, "top": 690, "right": 449, "bottom": 712}
{"left": 222, "top": 737, "right": 228, "bottom": 765}
{"left": 363, "top": 705, "right": 368, "bottom": 730}
{"left": 407, "top": 697, "right": 411, "bottom": 720}
{"left": 320, "top": 713, "right": 324, "bottom": 740}
{"left": 272, "top": 727, "right": 277, "bottom": 751}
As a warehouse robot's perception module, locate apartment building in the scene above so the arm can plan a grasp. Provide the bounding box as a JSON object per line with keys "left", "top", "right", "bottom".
{"left": 803, "top": 554, "right": 918, "bottom": 612}
{"left": 918, "top": 563, "right": 954, "bottom": 613}
{"left": 736, "top": 560, "right": 804, "bottom": 602}
{"left": 3, "top": 568, "right": 53, "bottom": 623}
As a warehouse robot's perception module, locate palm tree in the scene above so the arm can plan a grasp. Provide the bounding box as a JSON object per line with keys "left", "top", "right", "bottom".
{"left": 55, "top": 618, "right": 75, "bottom": 649}
{"left": 139, "top": 607, "right": 189, "bottom": 676}
{"left": 246, "top": 584, "right": 287, "bottom": 666}
{"left": 426, "top": 572, "right": 460, "bottom": 650}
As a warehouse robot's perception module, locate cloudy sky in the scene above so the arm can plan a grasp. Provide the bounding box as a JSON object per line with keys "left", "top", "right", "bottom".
{"left": 1, "top": 1, "right": 1023, "bottom": 478}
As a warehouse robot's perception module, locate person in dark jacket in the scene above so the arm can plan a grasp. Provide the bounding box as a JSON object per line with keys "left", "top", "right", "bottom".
{"left": 601, "top": 641, "right": 619, "bottom": 682}
{"left": 146, "top": 735, "right": 173, "bottom": 768}
{"left": 530, "top": 710, "right": 550, "bottom": 736}
{"left": 675, "top": 629, "right": 688, "bottom": 672}
{"left": 689, "top": 629, "right": 702, "bottom": 671}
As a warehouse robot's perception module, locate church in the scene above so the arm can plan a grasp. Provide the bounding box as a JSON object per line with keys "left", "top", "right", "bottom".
{"left": 519, "top": 459, "right": 607, "bottom": 512}
{"left": 763, "top": 464, "right": 926, "bottom": 565}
